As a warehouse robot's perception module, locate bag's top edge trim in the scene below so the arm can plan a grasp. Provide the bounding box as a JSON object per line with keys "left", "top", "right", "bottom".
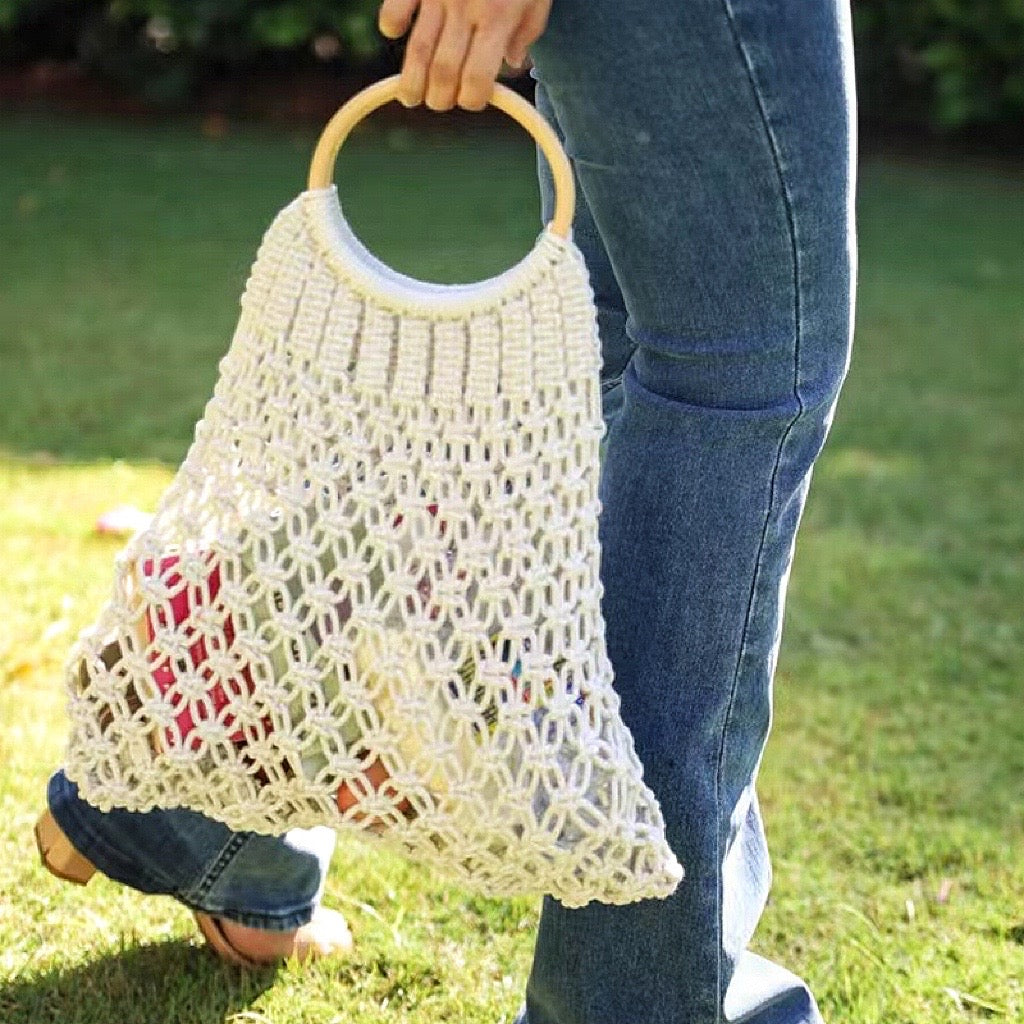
{"left": 301, "top": 186, "right": 574, "bottom": 317}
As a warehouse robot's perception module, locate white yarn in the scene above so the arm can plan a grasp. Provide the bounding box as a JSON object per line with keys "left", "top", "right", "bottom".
{"left": 62, "top": 187, "right": 683, "bottom": 907}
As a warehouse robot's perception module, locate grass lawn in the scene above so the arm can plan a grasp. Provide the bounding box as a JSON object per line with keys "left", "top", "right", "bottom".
{"left": 1, "top": 113, "right": 1022, "bottom": 1023}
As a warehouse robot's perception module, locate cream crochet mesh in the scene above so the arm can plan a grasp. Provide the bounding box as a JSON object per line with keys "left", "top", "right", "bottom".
{"left": 63, "top": 187, "right": 683, "bottom": 907}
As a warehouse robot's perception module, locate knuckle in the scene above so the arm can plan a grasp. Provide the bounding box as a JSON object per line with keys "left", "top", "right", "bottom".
{"left": 460, "top": 68, "right": 490, "bottom": 90}
{"left": 430, "top": 59, "right": 457, "bottom": 82}
{"left": 407, "top": 40, "right": 434, "bottom": 64}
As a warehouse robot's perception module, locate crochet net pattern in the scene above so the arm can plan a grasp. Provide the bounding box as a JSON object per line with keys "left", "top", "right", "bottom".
{"left": 63, "top": 188, "right": 683, "bottom": 907}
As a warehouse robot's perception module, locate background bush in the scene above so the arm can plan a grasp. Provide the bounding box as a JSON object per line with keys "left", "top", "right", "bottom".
{"left": 854, "top": 0, "right": 1024, "bottom": 136}
{"left": 2, "top": 0, "right": 1024, "bottom": 138}
{"left": 0, "top": 0, "right": 389, "bottom": 107}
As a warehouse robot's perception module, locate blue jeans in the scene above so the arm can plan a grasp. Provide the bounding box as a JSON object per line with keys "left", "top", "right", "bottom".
{"left": 48, "top": 0, "right": 856, "bottom": 1018}
{"left": 48, "top": 771, "right": 336, "bottom": 931}
{"left": 520, "top": 2, "right": 855, "bottom": 1021}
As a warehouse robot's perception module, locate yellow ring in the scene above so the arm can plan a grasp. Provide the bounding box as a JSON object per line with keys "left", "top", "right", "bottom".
{"left": 308, "top": 75, "right": 575, "bottom": 239}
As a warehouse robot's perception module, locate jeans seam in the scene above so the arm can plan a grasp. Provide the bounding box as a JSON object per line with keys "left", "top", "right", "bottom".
{"left": 714, "top": 2, "right": 807, "bottom": 1022}
{"left": 183, "top": 831, "right": 251, "bottom": 906}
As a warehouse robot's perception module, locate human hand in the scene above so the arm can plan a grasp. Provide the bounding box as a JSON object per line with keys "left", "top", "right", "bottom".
{"left": 377, "top": 0, "right": 552, "bottom": 111}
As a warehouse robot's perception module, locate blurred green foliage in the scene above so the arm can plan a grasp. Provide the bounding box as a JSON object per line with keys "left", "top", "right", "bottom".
{"left": 854, "top": 0, "right": 1024, "bottom": 133}
{"left": 0, "top": 0, "right": 387, "bottom": 106}
{"left": 2, "top": 0, "right": 1024, "bottom": 134}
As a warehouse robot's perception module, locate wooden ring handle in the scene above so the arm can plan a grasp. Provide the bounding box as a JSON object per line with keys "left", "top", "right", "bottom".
{"left": 308, "top": 75, "right": 575, "bottom": 239}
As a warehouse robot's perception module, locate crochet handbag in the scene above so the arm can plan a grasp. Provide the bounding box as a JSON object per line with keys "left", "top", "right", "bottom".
{"left": 62, "top": 77, "right": 683, "bottom": 908}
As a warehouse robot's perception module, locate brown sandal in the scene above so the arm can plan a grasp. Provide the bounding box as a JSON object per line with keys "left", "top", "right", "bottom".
{"left": 194, "top": 907, "right": 353, "bottom": 967}
{"left": 34, "top": 808, "right": 96, "bottom": 885}
{"left": 34, "top": 808, "right": 352, "bottom": 966}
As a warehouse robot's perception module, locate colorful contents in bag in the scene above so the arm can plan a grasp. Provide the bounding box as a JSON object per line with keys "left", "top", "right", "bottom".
{"left": 452, "top": 637, "right": 581, "bottom": 738}
{"left": 140, "top": 554, "right": 257, "bottom": 751}
{"left": 391, "top": 503, "right": 466, "bottom": 622}
{"left": 136, "top": 503, "right": 584, "bottom": 822}
{"left": 139, "top": 544, "right": 349, "bottom": 761}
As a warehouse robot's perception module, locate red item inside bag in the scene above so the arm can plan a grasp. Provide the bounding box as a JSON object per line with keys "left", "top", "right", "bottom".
{"left": 141, "top": 554, "right": 255, "bottom": 751}
{"left": 140, "top": 551, "right": 413, "bottom": 820}
{"left": 140, "top": 503, "right": 459, "bottom": 818}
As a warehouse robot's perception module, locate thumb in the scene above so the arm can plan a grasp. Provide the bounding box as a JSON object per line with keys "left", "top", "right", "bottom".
{"left": 505, "top": 3, "right": 550, "bottom": 68}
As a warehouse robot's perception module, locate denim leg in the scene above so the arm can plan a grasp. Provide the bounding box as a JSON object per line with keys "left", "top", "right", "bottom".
{"left": 47, "top": 769, "right": 335, "bottom": 931}
{"left": 521, "top": 1, "right": 856, "bottom": 1022}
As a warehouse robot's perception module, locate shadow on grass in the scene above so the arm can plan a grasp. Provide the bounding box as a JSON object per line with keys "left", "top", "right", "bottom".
{"left": 1, "top": 941, "right": 276, "bottom": 1024}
